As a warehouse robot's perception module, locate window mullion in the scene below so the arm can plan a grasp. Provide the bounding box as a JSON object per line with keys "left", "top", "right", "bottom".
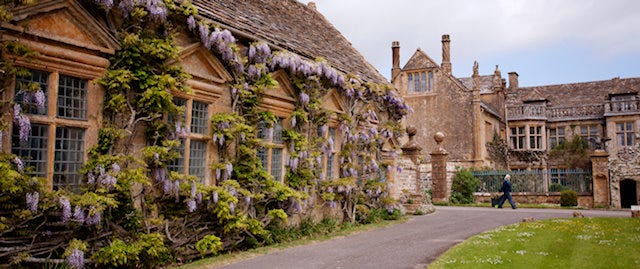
{"left": 46, "top": 72, "right": 60, "bottom": 190}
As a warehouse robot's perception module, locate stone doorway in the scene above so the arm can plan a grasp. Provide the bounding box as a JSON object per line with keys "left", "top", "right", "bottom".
{"left": 620, "top": 179, "right": 638, "bottom": 208}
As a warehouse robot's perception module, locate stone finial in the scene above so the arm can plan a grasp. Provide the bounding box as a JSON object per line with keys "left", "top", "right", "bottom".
{"left": 472, "top": 61, "right": 479, "bottom": 76}
{"left": 434, "top": 131, "right": 446, "bottom": 153}
{"left": 401, "top": 126, "right": 422, "bottom": 163}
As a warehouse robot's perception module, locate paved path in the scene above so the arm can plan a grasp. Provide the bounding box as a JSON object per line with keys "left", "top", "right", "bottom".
{"left": 217, "top": 206, "right": 629, "bottom": 269}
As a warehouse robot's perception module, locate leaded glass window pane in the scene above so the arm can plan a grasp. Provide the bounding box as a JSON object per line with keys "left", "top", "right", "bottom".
{"left": 57, "top": 75, "right": 87, "bottom": 120}
{"left": 257, "top": 147, "right": 268, "bottom": 171}
{"left": 421, "top": 72, "right": 427, "bottom": 92}
{"left": 271, "top": 148, "right": 283, "bottom": 180}
{"left": 12, "top": 123, "right": 48, "bottom": 178}
{"left": 167, "top": 139, "right": 185, "bottom": 173}
{"left": 53, "top": 127, "right": 85, "bottom": 192}
{"left": 190, "top": 101, "right": 208, "bottom": 135}
{"left": 189, "top": 140, "right": 207, "bottom": 182}
{"left": 273, "top": 118, "right": 283, "bottom": 143}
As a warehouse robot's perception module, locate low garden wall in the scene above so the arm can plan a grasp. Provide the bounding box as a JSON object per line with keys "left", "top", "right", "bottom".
{"left": 475, "top": 192, "right": 594, "bottom": 207}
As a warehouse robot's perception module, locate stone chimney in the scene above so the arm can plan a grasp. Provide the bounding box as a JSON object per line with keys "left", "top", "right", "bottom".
{"left": 441, "top": 34, "right": 451, "bottom": 75}
{"left": 508, "top": 72, "right": 519, "bottom": 91}
{"left": 391, "top": 41, "right": 400, "bottom": 82}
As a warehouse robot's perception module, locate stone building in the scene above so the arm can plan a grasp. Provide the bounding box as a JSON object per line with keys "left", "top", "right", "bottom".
{"left": 394, "top": 35, "right": 640, "bottom": 208}
{"left": 1, "top": 0, "right": 393, "bottom": 191}
{"left": 391, "top": 36, "right": 506, "bottom": 167}
{"left": 507, "top": 75, "right": 640, "bottom": 208}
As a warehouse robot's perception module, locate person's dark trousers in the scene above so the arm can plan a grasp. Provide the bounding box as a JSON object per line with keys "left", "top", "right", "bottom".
{"left": 491, "top": 195, "right": 503, "bottom": 207}
{"left": 497, "top": 192, "right": 517, "bottom": 209}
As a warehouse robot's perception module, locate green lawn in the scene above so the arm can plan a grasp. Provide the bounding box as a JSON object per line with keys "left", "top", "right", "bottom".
{"left": 429, "top": 217, "right": 640, "bottom": 269}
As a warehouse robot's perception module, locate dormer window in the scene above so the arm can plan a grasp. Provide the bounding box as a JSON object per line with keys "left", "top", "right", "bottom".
{"left": 407, "top": 71, "right": 434, "bottom": 93}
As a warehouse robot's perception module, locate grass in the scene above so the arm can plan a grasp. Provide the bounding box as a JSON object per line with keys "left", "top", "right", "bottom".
{"left": 173, "top": 217, "right": 407, "bottom": 269}
{"left": 429, "top": 217, "right": 640, "bottom": 269}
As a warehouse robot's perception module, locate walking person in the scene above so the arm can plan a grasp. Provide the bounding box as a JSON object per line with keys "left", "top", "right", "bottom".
{"left": 497, "top": 174, "right": 517, "bottom": 209}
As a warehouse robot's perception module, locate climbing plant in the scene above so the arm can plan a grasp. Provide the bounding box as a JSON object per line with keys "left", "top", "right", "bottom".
{"left": 0, "top": 0, "right": 411, "bottom": 267}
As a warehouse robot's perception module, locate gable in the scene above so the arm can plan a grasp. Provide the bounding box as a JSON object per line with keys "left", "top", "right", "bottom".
{"left": 321, "top": 89, "right": 346, "bottom": 114}
{"left": 178, "top": 43, "right": 232, "bottom": 84}
{"left": 402, "top": 49, "right": 439, "bottom": 71}
{"left": 8, "top": 0, "right": 118, "bottom": 54}
{"left": 258, "top": 71, "right": 295, "bottom": 116}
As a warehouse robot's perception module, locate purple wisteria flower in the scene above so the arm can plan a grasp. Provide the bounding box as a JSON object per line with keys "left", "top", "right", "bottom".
{"left": 111, "top": 163, "right": 121, "bottom": 173}
{"left": 215, "top": 167, "right": 221, "bottom": 181}
{"left": 225, "top": 163, "right": 233, "bottom": 179}
{"left": 299, "top": 92, "right": 309, "bottom": 105}
{"left": 212, "top": 191, "right": 219, "bottom": 203}
{"left": 244, "top": 195, "right": 251, "bottom": 205}
{"left": 329, "top": 201, "right": 336, "bottom": 209}
{"left": 26, "top": 191, "right": 39, "bottom": 212}
{"left": 59, "top": 197, "right": 71, "bottom": 223}
{"left": 229, "top": 202, "right": 235, "bottom": 214}
{"left": 13, "top": 157, "right": 24, "bottom": 171}
{"left": 249, "top": 42, "right": 271, "bottom": 64}
{"left": 163, "top": 178, "right": 174, "bottom": 195}
{"left": 145, "top": 0, "right": 167, "bottom": 22}
{"left": 13, "top": 104, "right": 31, "bottom": 144}
{"left": 117, "top": 0, "right": 136, "bottom": 15}
{"left": 187, "top": 15, "right": 196, "bottom": 31}
{"left": 33, "top": 89, "right": 45, "bottom": 112}
{"left": 190, "top": 182, "right": 197, "bottom": 197}
{"left": 73, "top": 206, "right": 85, "bottom": 224}
{"left": 67, "top": 248, "right": 85, "bottom": 269}
{"left": 291, "top": 116, "right": 297, "bottom": 127}
{"left": 187, "top": 199, "right": 197, "bottom": 213}
{"left": 86, "top": 207, "right": 101, "bottom": 226}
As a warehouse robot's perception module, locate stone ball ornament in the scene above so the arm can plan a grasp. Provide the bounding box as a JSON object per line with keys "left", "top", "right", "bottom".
{"left": 434, "top": 131, "right": 445, "bottom": 143}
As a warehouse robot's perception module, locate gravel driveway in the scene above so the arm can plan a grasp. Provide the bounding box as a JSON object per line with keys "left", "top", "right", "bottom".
{"left": 215, "top": 206, "right": 629, "bottom": 269}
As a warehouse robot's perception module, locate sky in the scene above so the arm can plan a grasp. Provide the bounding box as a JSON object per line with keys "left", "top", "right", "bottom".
{"left": 302, "top": 0, "right": 640, "bottom": 87}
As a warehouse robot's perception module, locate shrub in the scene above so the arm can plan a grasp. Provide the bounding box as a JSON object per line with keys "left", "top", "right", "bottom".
{"left": 450, "top": 167, "right": 480, "bottom": 204}
{"left": 550, "top": 183, "right": 569, "bottom": 192}
{"left": 560, "top": 189, "right": 578, "bottom": 207}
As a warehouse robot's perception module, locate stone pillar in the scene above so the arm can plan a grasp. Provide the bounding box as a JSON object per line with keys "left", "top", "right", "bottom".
{"left": 591, "top": 150, "right": 610, "bottom": 208}
{"left": 401, "top": 126, "right": 423, "bottom": 193}
{"left": 431, "top": 132, "right": 449, "bottom": 202}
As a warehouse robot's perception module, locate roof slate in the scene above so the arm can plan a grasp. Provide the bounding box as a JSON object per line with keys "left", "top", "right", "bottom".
{"left": 458, "top": 75, "right": 496, "bottom": 94}
{"left": 192, "top": 0, "right": 388, "bottom": 84}
{"left": 512, "top": 77, "right": 640, "bottom": 107}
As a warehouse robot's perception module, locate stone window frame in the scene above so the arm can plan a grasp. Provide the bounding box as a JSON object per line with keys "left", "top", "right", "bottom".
{"left": 529, "top": 125, "right": 543, "bottom": 150}
{"left": 548, "top": 126, "right": 566, "bottom": 149}
{"left": 509, "top": 126, "right": 526, "bottom": 150}
{"left": 615, "top": 121, "right": 635, "bottom": 147}
{"left": 407, "top": 70, "right": 434, "bottom": 94}
{"left": 167, "top": 96, "right": 211, "bottom": 184}
{"left": 580, "top": 125, "right": 599, "bottom": 149}
{"left": 11, "top": 69, "right": 93, "bottom": 192}
{"left": 257, "top": 118, "right": 285, "bottom": 181}
{"left": 315, "top": 125, "right": 338, "bottom": 181}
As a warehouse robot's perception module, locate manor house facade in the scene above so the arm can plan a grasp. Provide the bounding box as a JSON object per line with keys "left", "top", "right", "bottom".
{"left": 394, "top": 35, "right": 640, "bottom": 208}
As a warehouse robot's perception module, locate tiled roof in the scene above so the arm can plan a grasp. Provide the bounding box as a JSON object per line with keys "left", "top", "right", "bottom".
{"left": 458, "top": 75, "right": 496, "bottom": 94}
{"left": 192, "top": 0, "right": 388, "bottom": 84}
{"left": 512, "top": 77, "right": 640, "bottom": 107}
{"left": 402, "top": 49, "right": 439, "bottom": 71}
